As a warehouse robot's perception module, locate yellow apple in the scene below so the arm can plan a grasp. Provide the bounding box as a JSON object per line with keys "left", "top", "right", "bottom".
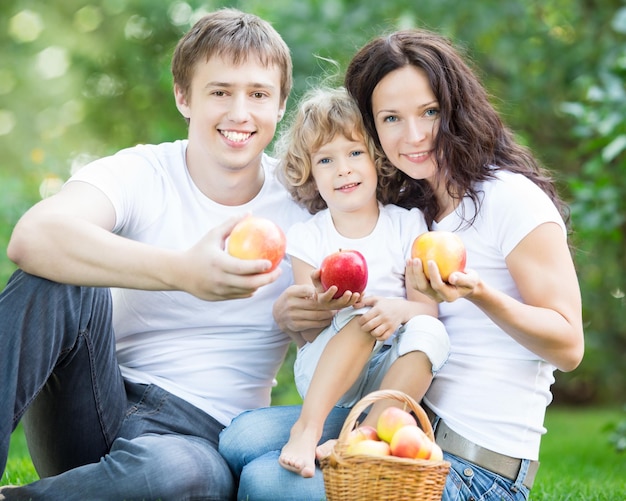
{"left": 429, "top": 442, "right": 444, "bottom": 461}
{"left": 227, "top": 216, "right": 286, "bottom": 272}
{"left": 346, "top": 439, "right": 391, "bottom": 457}
{"left": 411, "top": 230, "right": 466, "bottom": 282}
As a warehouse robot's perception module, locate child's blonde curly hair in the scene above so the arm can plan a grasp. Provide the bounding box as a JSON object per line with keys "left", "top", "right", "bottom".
{"left": 275, "top": 86, "right": 397, "bottom": 214}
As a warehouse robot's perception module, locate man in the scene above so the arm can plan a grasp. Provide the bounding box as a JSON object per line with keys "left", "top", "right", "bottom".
{"left": 0, "top": 8, "right": 307, "bottom": 500}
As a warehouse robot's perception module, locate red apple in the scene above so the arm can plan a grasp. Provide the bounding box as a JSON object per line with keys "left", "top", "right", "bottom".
{"left": 346, "top": 439, "right": 391, "bottom": 457}
{"left": 376, "top": 406, "right": 418, "bottom": 444}
{"left": 411, "top": 231, "right": 466, "bottom": 282}
{"left": 319, "top": 249, "right": 368, "bottom": 299}
{"left": 389, "top": 425, "right": 432, "bottom": 459}
{"left": 227, "top": 216, "right": 286, "bottom": 272}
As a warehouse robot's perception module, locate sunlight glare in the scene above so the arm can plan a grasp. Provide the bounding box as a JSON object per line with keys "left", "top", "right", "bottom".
{"left": 9, "top": 10, "right": 44, "bottom": 43}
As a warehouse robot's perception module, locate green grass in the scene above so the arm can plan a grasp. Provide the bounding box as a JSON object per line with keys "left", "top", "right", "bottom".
{"left": 3, "top": 407, "right": 625, "bottom": 499}
{"left": 531, "top": 406, "right": 625, "bottom": 500}
{"left": 2, "top": 423, "right": 38, "bottom": 486}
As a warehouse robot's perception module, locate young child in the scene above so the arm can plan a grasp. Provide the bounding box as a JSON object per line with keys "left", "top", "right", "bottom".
{"left": 275, "top": 87, "right": 450, "bottom": 478}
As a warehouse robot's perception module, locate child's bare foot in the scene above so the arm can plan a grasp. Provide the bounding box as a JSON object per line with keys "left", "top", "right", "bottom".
{"left": 315, "top": 438, "right": 337, "bottom": 460}
{"left": 279, "top": 423, "right": 320, "bottom": 478}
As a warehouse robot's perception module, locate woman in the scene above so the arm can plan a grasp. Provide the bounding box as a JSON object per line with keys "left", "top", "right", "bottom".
{"left": 219, "top": 28, "right": 584, "bottom": 501}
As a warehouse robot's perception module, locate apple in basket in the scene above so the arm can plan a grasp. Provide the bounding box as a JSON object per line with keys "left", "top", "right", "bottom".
{"left": 389, "top": 425, "right": 445, "bottom": 461}
{"left": 429, "top": 442, "right": 444, "bottom": 461}
{"left": 390, "top": 425, "right": 432, "bottom": 459}
{"left": 346, "top": 439, "right": 391, "bottom": 457}
{"left": 376, "top": 406, "right": 418, "bottom": 443}
{"left": 345, "top": 425, "right": 379, "bottom": 447}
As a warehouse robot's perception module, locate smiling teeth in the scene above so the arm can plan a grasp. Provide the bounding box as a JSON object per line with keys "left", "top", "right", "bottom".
{"left": 221, "top": 130, "right": 252, "bottom": 142}
{"left": 408, "top": 152, "right": 428, "bottom": 159}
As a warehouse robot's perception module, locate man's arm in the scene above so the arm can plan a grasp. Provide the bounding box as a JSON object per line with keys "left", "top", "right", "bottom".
{"left": 8, "top": 182, "right": 280, "bottom": 301}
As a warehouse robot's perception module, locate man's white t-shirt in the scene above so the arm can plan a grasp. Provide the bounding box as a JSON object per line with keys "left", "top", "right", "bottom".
{"left": 424, "top": 169, "right": 566, "bottom": 460}
{"left": 69, "top": 140, "right": 309, "bottom": 426}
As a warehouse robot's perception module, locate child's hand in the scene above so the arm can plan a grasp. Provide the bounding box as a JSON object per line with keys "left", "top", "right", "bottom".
{"left": 311, "top": 268, "right": 362, "bottom": 309}
{"left": 357, "top": 297, "right": 404, "bottom": 341}
{"left": 316, "top": 287, "right": 362, "bottom": 309}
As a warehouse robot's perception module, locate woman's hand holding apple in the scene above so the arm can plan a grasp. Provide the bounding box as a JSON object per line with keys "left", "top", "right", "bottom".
{"left": 407, "top": 230, "right": 481, "bottom": 303}
{"left": 407, "top": 258, "right": 480, "bottom": 303}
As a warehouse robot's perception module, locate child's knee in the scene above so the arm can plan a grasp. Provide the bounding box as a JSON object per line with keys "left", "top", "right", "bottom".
{"left": 397, "top": 316, "right": 450, "bottom": 373}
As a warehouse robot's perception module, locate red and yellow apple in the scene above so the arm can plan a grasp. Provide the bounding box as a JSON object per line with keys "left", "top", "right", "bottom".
{"left": 389, "top": 425, "right": 432, "bottom": 459}
{"left": 319, "top": 249, "right": 368, "bottom": 299}
{"left": 411, "top": 230, "right": 466, "bottom": 282}
{"left": 344, "top": 410, "right": 445, "bottom": 462}
{"left": 346, "top": 425, "right": 379, "bottom": 448}
{"left": 376, "top": 406, "right": 418, "bottom": 444}
{"left": 227, "top": 216, "right": 286, "bottom": 272}
{"left": 346, "top": 438, "right": 391, "bottom": 457}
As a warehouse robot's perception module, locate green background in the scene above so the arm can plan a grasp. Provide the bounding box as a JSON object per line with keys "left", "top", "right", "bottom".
{"left": 1, "top": 0, "right": 625, "bottom": 409}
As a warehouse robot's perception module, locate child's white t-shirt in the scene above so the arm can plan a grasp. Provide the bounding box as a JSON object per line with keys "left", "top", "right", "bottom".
{"left": 286, "top": 203, "right": 428, "bottom": 299}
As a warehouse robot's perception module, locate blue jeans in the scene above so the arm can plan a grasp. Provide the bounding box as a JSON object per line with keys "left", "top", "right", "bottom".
{"left": 444, "top": 453, "right": 530, "bottom": 501}
{"left": 219, "top": 406, "right": 531, "bottom": 501}
{"left": 219, "top": 405, "right": 350, "bottom": 501}
{"left": 0, "top": 270, "right": 234, "bottom": 500}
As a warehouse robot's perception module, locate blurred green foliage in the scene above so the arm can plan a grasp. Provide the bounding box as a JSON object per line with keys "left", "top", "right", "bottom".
{"left": 0, "top": 0, "right": 624, "bottom": 405}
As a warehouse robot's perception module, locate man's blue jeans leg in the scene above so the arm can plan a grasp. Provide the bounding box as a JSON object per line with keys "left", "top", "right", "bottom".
{"left": 0, "top": 270, "right": 126, "bottom": 477}
{"left": 2, "top": 382, "right": 235, "bottom": 500}
{"left": 1, "top": 271, "right": 235, "bottom": 500}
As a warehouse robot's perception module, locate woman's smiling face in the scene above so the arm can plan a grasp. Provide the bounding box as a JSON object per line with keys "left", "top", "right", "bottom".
{"left": 371, "top": 65, "right": 440, "bottom": 183}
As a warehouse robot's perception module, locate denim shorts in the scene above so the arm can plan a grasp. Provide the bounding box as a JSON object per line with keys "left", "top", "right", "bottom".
{"left": 294, "top": 307, "right": 450, "bottom": 407}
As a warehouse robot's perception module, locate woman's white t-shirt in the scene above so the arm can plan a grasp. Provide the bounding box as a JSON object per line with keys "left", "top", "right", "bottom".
{"left": 424, "top": 169, "right": 566, "bottom": 460}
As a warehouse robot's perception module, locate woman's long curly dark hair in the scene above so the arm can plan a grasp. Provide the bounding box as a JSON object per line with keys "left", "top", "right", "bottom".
{"left": 345, "top": 29, "right": 569, "bottom": 229}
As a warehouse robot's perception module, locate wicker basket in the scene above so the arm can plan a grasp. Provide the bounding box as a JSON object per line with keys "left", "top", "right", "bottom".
{"left": 320, "top": 389, "right": 450, "bottom": 501}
